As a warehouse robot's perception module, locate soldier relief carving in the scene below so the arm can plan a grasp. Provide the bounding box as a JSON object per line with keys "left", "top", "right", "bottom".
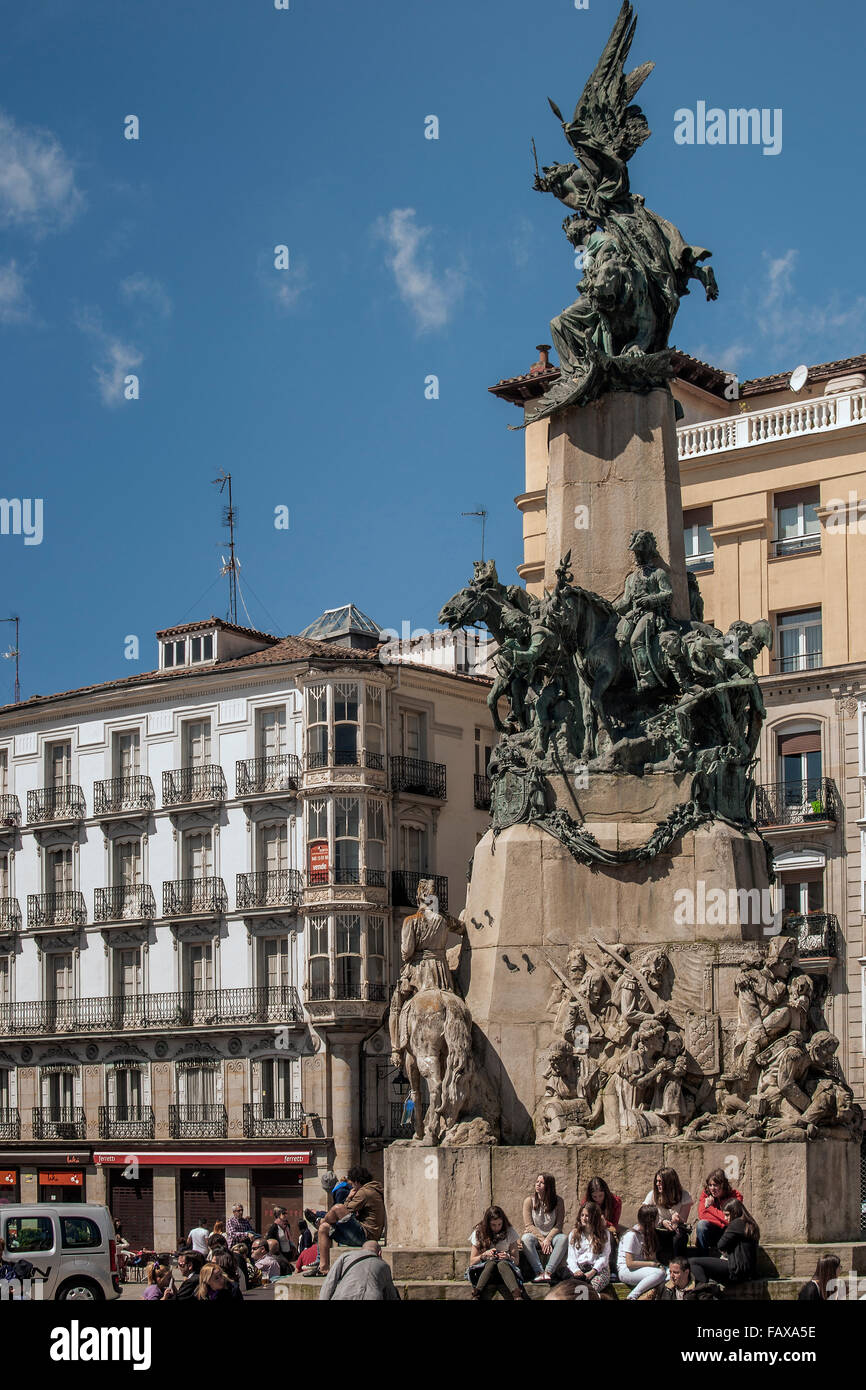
{"left": 536, "top": 936, "right": 861, "bottom": 1145}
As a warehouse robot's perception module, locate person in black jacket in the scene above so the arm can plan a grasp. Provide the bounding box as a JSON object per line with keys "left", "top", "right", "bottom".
{"left": 175, "top": 1251, "right": 204, "bottom": 1301}
{"left": 798, "top": 1255, "right": 842, "bottom": 1301}
{"left": 688, "top": 1200, "right": 759, "bottom": 1286}
{"left": 654, "top": 1257, "right": 719, "bottom": 1301}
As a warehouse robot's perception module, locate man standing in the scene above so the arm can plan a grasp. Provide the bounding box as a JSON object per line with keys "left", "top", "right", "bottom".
{"left": 319, "top": 1241, "right": 400, "bottom": 1301}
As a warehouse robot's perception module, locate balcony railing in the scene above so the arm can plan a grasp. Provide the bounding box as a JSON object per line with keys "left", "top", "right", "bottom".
{"left": 391, "top": 869, "right": 448, "bottom": 913}
{"left": 390, "top": 756, "right": 447, "bottom": 799}
{"left": 754, "top": 778, "right": 838, "bottom": 827}
{"left": 307, "top": 981, "right": 387, "bottom": 1003}
{"left": 389, "top": 1100, "right": 414, "bottom": 1138}
{"left": 98, "top": 1106, "right": 155, "bottom": 1140}
{"left": 0, "top": 794, "right": 21, "bottom": 828}
{"left": 783, "top": 912, "right": 838, "bottom": 960}
{"left": 27, "top": 891, "right": 87, "bottom": 930}
{"left": 306, "top": 867, "right": 385, "bottom": 889}
{"left": 32, "top": 1107, "right": 86, "bottom": 1140}
{"left": 93, "top": 775, "right": 156, "bottom": 816}
{"left": 365, "top": 751, "right": 385, "bottom": 771}
{"left": 772, "top": 651, "right": 823, "bottom": 674}
{"left": 169, "top": 1104, "right": 227, "bottom": 1139}
{"left": 474, "top": 774, "right": 491, "bottom": 810}
{"left": 0, "top": 1108, "right": 20, "bottom": 1140}
{"left": 27, "top": 785, "right": 86, "bottom": 824}
{"left": 677, "top": 388, "right": 866, "bottom": 460}
{"left": 306, "top": 749, "right": 365, "bottom": 770}
{"left": 236, "top": 869, "right": 303, "bottom": 911}
{"left": 94, "top": 885, "right": 157, "bottom": 923}
{"left": 0, "top": 897, "right": 22, "bottom": 933}
{"left": 163, "top": 877, "right": 227, "bottom": 917}
{"left": 236, "top": 754, "right": 301, "bottom": 797}
{"left": 770, "top": 534, "right": 821, "bottom": 559}
{"left": 243, "top": 1102, "right": 305, "bottom": 1138}
{"left": 0, "top": 985, "right": 302, "bottom": 1037}
{"left": 162, "top": 765, "right": 226, "bottom": 807}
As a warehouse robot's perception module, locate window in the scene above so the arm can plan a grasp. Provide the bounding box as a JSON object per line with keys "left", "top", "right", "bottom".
{"left": 306, "top": 685, "right": 328, "bottom": 766}
{"left": 48, "top": 954, "right": 73, "bottom": 1003}
{"left": 258, "top": 822, "right": 288, "bottom": 875}
{"left": 113, "top": 730, "right": 140, "bottom": 778}
{"left": 0, "top": 851, "right": 8, "bottom": 897}
{"left": 185, "top": 943, "right": 213, "bottom": 995}
{"left": 474, "top": 728, "right": 494, "bottom": 776}
{"left": 776, "top": 609, "right": 822, "bottom": 672}
{"left": 44, "top": 1069, "right": 75, "bottom": 1113}
{"left": 257, "top": 706, "right": 286, "bottom": 759}
{"left": 367, "top": 916, "right": 385, "bottom": 993}
{"left": 365, "top": 686, "right": 384, "bottom": 760}
{"left": 777, "top": 729, "right": 822, "bottom": 814}
{"left": 307, "top": 799, "right": 327, "bottom": 842}
{"left": 113, "top": 839, "right": 142, "bottom": 887}
{"left": 334, "top": 683, "right": 359, "bottom": 765}
{"left": 780, "top": 874, "right": 824, "bottom": 920}
{"left": 774, "top": 488, "right": 821, "bottom": 557}
{"left": 0, "top": 957, "right": 9, "bottom": 1007}
{"left": 190, "top": 633, "right": 214, "bottom": 664}
{"left": 112, "top": 1066, "right": 142, "bottom": 1115}
{"left": 61, "top": 1217, "right": 101, "bottom": 1249}
{"left": 0, "top": 1066, "right": 9, "bottom": 1110}
{"left": 4, "top": 1217, "right": 54, "bottom": 1254}
{"left": 308, "top": 915, "right": 329, "bottom": 998}
{"left": 335, "top": 798, "right": 360, "bottom": 881}
{"left": 261, "top": 1058, "right": 295, "bottom": 1116}
{"left": 0, "top": 748, "right": 7, "bottom": 794}
{"left": 46, "top": 741, "right": 71, "bottom": 789}
{"left": 261, "top": 936, "right": 289, "bottom": 991}
{"left": 183, "top": 720, "right": 211, "bottom": 768}
{"left": 184, "top": 831, "right": 212, "bottom": 880}
{"left": 48, "top": 847, "right": 73, "bottom": 895}
{"left": 180, "top": 1064, "right": 216, "bottom": 1107}
{"left": 366, "top": 800, "right": 386, "bottom": 880}
{"left": 683, "top": 506, "right": 713, "bottom": 570}
{"left": 401, "top": 710, "right": 425, "bottom": 760}
{"left": 113, "top": 947, "right": 141, "bottom": 999}
{"left": 400, "top": 824, "right": 428, "bottom": 874}
{"left": 163, "top": 638, "right": 186, "bottom": 668}
{"left": 335, "top": 915, "right": 361, "bottom": 997}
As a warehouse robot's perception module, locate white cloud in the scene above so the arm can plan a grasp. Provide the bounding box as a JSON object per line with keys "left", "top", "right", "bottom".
{"left": 120, "top": 272, "right": 172, "bottom": 318}
{"left": 268, "top": 264, "right": 309, "bottom": 313}
{"left": 0, "top": 109, "right": 83, "bottom": 233}
{"left": 75, "top": 308, "right": 143, "bottom": 408}
{"left": 374, "top": 207, "right": 465, "bottom": 333}
{"left": 0, "top": 260, "right": 32, "bottom": 324}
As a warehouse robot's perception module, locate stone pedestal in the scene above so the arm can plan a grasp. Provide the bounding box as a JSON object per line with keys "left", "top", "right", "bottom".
{"left": 384, "top": 1141, "right": 861, "bottom": 1247}
{"left": 544, "top": 388, "right": 689, "bottom": 620}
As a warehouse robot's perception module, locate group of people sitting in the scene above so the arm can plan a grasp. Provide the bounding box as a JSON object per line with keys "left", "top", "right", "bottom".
{"left": 466, "top": 1167, "right": 763, "bottom": 1301}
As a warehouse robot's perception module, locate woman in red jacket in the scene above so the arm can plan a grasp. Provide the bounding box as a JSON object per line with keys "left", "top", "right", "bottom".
{"left": 695, "top": 1169, "right": 742, "bottom": 1253}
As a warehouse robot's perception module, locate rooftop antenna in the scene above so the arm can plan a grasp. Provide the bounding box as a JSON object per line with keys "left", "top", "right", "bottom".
{"left": 461, "top": 509, "right": 488, "bottom": 563}
{"left": 1, "top": 616, "right": 20, "bottom": 703}
{"left": 212, "top": 471, "right": 239, "bottom": 625}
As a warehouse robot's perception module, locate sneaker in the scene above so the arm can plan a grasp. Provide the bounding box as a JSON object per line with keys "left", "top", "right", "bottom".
{"left": 532, "top": 1274, "right": 547, "bottom": 1283}
{"left": 301, "top": 1265, "right": 324, "bottom": 1278}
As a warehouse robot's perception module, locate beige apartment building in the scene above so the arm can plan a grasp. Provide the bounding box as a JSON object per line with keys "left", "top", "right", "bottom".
{"left": 495, "top": 349, "right": 866, "bottom": 1132}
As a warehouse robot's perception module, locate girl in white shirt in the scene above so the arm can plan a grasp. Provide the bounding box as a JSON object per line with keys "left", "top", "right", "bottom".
{"left": 643, "top": 1167, "right": 693, "bottom": 1264}
{"left": 617, "top": 1205, "right": 667, "bottom": 1300}
{"left": 565, "top": 1200, "right": 612, "bottom": 1296}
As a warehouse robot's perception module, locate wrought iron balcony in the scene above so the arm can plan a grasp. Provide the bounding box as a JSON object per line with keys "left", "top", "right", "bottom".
{"left": 169, "top": 1104, "right": 227, "bottom": 1139}
{"left": 783, "top": 912, "right": 838, "bottom": 961}
{"left": 93, "top": 775, "right": 155, "bottom": 817}
{"left": 236, "top": 869, "right": 303, "bottom": 911}
{"left": 306, "top": 749, "right": 362, "bottom": 770}
{"left": 0, "top": 984, "right": 302, "bottom": 1038}
{"left": 0, "top": 1107, "right": 20, "bottom": 1140}
{"left": 307, "top": 980, "right": 387, "bottom": 1003}
{"left": 243, "top": 1102, "right": 305, "bottom": 1138}
{"left": 389, "top": 1100, "right": 414, "bottom": 1138}
{"left": 27, "top": 891, "right": 87, "bottom": 930}
{"left": 365, "top": 751, "right": 385, "bottom": 771}
{"left": 306, "top": 867, "right": 385, "bottom": 890}
{"left": 163, "top": 877, "right": 227, "bottom": 917}
{"left": 754, "top": 778, "right": 838, "bottom": 828}
{"left": 390, "top": 756, "right": 447, "bottom": 799}
{"left": 391, "top": 869, "right": 448, "bottom": 913}
{"left": 236, "top": 754, "right": 301, "bottom": 797}
{"left": 474, "top": 774, "right": 491, "bottom": 810}
{"left": 162, "top": 765, "right": 226, "bottom": 808}
{"left": 0, "top": 897, "right": 22, "bottom": 933}
{"left": 32, "top": 1107, "right": 86, "bottom": 1140}
{"left": 94, "top": 885, "right": 157, "bottom": 923}
{"left": 98, "top": 1106, "right": 155, "bottom": 1140}
{"left": 0, "top": 794, "right": 21, "bottom": 828}
{"left": 28, "top": 785, "right": 86, "bottom": 824}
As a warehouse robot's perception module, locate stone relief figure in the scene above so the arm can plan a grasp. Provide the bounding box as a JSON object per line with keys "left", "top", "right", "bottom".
{"left": 388, "top": 880, "right": 477, "bottom": 1146}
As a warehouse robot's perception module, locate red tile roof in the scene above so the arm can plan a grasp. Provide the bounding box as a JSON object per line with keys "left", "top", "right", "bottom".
{"left": 155, "top": 616, "right": 279, "bottom": 642}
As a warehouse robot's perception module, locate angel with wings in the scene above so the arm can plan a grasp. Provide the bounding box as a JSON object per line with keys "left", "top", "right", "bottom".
{"left": 527, "top": 1, "right": 718, "bottom": 424}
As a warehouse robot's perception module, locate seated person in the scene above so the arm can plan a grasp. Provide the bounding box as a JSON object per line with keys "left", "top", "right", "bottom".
{"left": 654, "top": 1256, "right": 712, "bottom": 1301}
{"left": 466, "top": 1207, "right": 524, "bottom": 1301}
{"left": 695, "top": 1168, "right": 742, "bottom": 1252}
{"left": 644, "top": 1167, "right": 692, "bottom": 1263}
{"left": 561, "top": 1200, "right": 612, "bottom": 1298}
{"left": 689, "top": 1200, "right": 759, "bottom": 1286}
{"left": 308, "top": 1166, "right": 386, "bottom": 1277}
{"left": 521, "top": 1173, "right": 567, "bottom": 1283}
{"left": 616, "top": 1205, "right": 667, "bottom": 1301}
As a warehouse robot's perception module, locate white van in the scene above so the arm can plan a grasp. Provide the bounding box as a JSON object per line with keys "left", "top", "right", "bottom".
{"left": 0, "top": 1203, "right": 121, "bottom": 1300}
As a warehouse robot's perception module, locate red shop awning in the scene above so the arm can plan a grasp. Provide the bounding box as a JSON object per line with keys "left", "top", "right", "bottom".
{"left": 93, "top": 1151, "right": 311, "bottom": 1167}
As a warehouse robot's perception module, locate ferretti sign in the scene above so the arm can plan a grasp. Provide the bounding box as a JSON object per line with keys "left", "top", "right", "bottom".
{"left": 93, "top": 1151, "right": 311, "bottom": 1167}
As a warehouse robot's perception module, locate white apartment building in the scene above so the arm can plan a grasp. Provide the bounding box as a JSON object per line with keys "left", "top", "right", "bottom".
{"left": 0, "top": 607, "right": 495, "bottom": 1248}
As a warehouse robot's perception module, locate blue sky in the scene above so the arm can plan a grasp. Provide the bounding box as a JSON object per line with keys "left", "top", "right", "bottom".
{"left": 1, "top": 0, "right": 864, "bottom": 703}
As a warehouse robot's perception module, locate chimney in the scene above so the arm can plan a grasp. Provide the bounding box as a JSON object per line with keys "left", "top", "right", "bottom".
{"left": 529, "top": 344, "right": 552, "bottom": 376}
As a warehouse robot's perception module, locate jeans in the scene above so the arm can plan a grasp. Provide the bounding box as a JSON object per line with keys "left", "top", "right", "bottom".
{"left": 695, "top": 1220, "right": 723, "bottom": 1253}
{"left": 618, "top": 1264, "right": 666, "bottom": 1299}
{"left": 469, "top": 1259, "right": 522, "bottom": 1296}
{"left": 521, "top": 1232, "right": 568, "bottom": 1277}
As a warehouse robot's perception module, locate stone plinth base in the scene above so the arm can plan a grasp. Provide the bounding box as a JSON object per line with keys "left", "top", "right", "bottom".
{"left": 384, "top": 1141, "right": 860, "bottom": 1247}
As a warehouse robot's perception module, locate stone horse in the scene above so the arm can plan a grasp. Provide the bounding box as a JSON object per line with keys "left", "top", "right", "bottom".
{"left": 399, "top": 988, "right": 474, "bottom": 1144}
{"left": 439, "top": 563, "right": 535, "bottom": 734}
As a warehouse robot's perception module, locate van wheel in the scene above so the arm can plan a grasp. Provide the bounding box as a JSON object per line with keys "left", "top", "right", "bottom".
{"left": 57, "top": 1278, "right": 104, "bottom": 1301}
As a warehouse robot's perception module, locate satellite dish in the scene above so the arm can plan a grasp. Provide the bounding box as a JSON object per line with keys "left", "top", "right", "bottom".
{"left": 789, "top": 364, "right": 809, "bottom": 392}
